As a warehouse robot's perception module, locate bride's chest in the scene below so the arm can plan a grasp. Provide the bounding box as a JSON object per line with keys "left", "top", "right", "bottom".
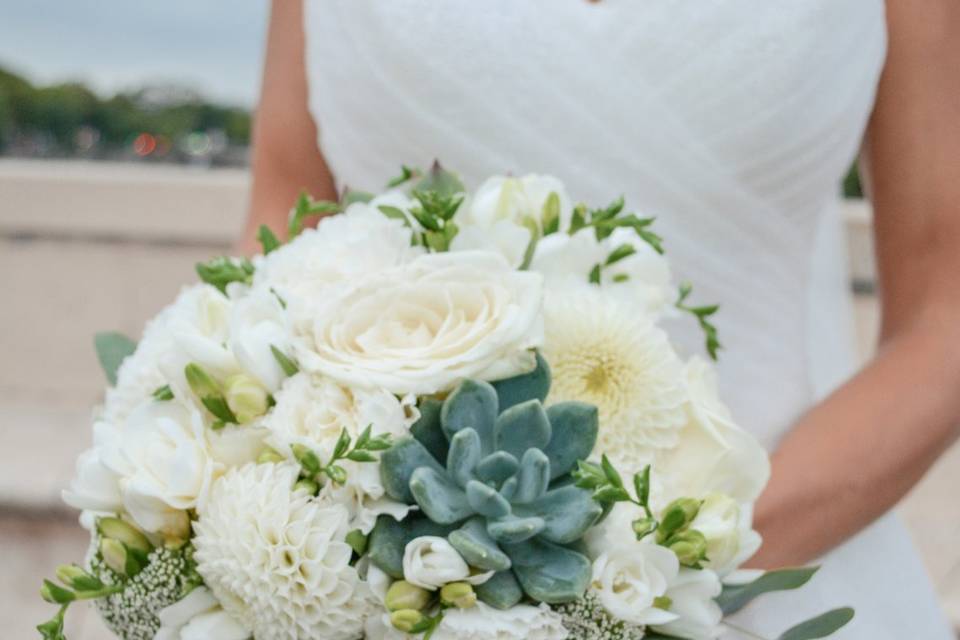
{"left": 307, "top": 0, "right": 886, "bottom": 204}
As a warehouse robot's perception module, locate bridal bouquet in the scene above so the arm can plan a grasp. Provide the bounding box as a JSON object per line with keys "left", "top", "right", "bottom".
{"left": 39, "top": 165, "right": 852, "bottom": 640}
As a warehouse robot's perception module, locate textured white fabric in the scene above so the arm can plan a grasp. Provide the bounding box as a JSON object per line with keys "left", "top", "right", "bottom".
{"left": 302, "top": 2, "right": 953, "bottom": 637}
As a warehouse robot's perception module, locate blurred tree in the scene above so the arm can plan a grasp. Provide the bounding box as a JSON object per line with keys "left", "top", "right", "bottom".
{"left": 0, "top": 65, "right": 251, "bottom": 159}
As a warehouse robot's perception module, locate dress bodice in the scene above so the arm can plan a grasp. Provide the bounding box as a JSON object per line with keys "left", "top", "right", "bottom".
{"left": 302, "top": 0, "right": 887, "bottom": 448}
{"left": 301, "top": 4, "right": 959, "bottom": 638}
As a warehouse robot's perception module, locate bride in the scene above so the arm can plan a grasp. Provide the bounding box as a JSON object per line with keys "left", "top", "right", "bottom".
{"left": 241, "top": 2, "right": 958, "bottom": 638}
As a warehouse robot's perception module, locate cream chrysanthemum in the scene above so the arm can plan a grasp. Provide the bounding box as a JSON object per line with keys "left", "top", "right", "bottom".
{"left": 193, "top": 462, "right": 377, "bottom": 640}
{"left": 542, "top": 288, "right": 687, "bottom": 473}
{"left": 262, "top": 373, "right": 417, "bottom": 533}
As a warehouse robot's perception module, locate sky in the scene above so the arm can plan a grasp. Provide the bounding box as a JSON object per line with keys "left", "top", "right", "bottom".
{"left": 0, "top": 0, "right": 270, "bottom": 107}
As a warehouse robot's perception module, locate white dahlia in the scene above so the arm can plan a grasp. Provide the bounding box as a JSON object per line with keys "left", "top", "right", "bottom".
{"left": 193, "top": 462, "right": 377, "bottom": 640}
{"left": 541, "top": 288, "right": 687, "bottom": 474}
{"left": 262, "top": 373, "right": 416, "bottom": 532}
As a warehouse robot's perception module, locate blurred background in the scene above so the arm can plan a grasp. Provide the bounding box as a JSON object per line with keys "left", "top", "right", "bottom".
{"left": 0, "top": 2, "right": 958, "bottom": 638}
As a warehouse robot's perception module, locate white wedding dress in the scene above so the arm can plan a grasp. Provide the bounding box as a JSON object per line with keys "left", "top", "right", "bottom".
{"left": 301, "top": 1, "right": 953, "bottom": 637}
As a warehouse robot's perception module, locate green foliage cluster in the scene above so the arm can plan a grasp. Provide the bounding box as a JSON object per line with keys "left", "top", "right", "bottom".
{"left": 0, "top": 66, "right": 250, "bottom": 155}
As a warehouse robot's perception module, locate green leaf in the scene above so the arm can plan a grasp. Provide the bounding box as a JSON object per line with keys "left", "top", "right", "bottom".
{"left": 569, "top": 203, "right": 588, "bottom": 234}
{"left": 355, "top": 424, "right": 373, "bottom": 450}
{"left": 201, "top": 396, "right": 237, "bottom": 425}
{"left": 287, "top": 192, "right": 341, "bottom": 238}
{"left": 592, "top": 485, "right": 632, "bottom": 503}
{"left": 291, "top": 444, "right": 322, "bottom": 476}
{"left": 717, "top": 567, "right": 820, "bottom": 615}
{"left": 151, "top": 385, "right": 174, "bottom": 401}
{"left": 346, "top": 450, "right": 378, "bottom": 463}
{"left": 605, "top": 243, "right": 637, "bottom": 266}
{"left": 414, "top": 161, "right": 465, "bottom": 197}
{"left": 378, "top": 205, "right": 412, "bottom": 226}
{"left": 600, "top": 454, "right": 624, "bottom": 488}
{"left": 195, "top": 256, "right": 254, "bottom": 293}
{"left": 386, "top": 165, "right": 421, "bottom": 188}
{"left": 345, "top": 529, "right": 369, "bottom": 556}
{"left": 571, "top": 460, "right": 606, "bottom": 490}
{"left": 341, "top": 188, "right": 374, "bottom": 206}
{"left": 94, "top": 332, "right": 137, "bottom": 386}
{"left": 332, "top": 429, "right": 352, "bottom": 460}
{"left": 588, "top": 264, "right": 602, "bottom": 284}
{"left": 633, "top": 465, "right": 651, "bottom": 507}
{"left": 779, "top": 608, "right": 855, "bottom": 640}
{"left": 270, "top": 345, "right": 299, "bottom": 376}
{"left": 36, "top": 605, "right": 68, "bottom": 640}
{"left": 675, "top": 282, "right": 722, "bottom": 361}
{"left": 257, "top": 224, "right": 281, "bottom": 255}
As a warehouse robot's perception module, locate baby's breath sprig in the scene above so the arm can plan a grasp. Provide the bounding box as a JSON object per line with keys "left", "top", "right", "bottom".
{"left": 291, "top": 425, "right": 393, "bottom": 488}
{"left": 675, "top": 281, "right": 722, "bottom": 360}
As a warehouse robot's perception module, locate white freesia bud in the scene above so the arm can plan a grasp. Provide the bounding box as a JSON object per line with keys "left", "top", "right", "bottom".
{"left": 402, "top": 536, "right": 492, "bottom": 590}
{"left": 224, "top": 373, "right": 269, "bottom": 424}
{"left": 590, "top": 542, "right": 680, "bottom": 627}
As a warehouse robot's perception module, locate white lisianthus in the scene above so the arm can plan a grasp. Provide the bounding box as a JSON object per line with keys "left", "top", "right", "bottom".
{"left": 651, "top": 569, "right": 724, "bottom": 640}
{"left": 542, "top": 287, "right": 687, "bottom": 474}
{"left": 402, "top": 536, "right": 493, "bottom": 590}
{"left": 254, "top": 198, "right": 423, "bottom": 305}
{"left": 451, "top": 174, "right": 573, "bottom": 267}
{"left": 106, "top": 400, "right": 217, "bottom": 538}
{"left": 690, "top": 493, "right": 762, "bottom": 577}
{"left": 652, "top": 357, "right": 771, "bottom": 506}
{"left": 228, "top": 286, "right": 291, "bottom": 393}
{"left": 157, "top": 285, "right": 238, "bottom": 401}
{"left": 101, "top": 284, "right": 228, "bottom": 426}
{"left": 294, "top": 251, "right": 544, "bottom": 395}
{"left": 590, "top": 541, "right": 680, "bottom": 627}
{"left": 263, "top": 373, "right": 416, "bottom": 532}
{"left": 61, "top": 422, "right": 124, "bottom": 514}
{"left": 532, "top": 228, "right": 673, "bottom": 316}
{"left": 155, "top": 587, "right": 249, "bottom": 640}
{"left": 194, "top": 462, "right": 378, "bottom": 640}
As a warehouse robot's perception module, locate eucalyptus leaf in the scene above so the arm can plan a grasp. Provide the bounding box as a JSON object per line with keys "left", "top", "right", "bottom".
{"left": 94, "top": 332, "right": 137, "bottom": 386}
{"left": 779, "top": 607, "right": 855, "bottom": 640}
{"left": 716, "top": 567, "right": 820, "bottom": 615}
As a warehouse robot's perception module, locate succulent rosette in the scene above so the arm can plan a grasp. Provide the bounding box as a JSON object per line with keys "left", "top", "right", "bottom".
{"left": 40, "top": 165, "right": 850, "bottom": 640}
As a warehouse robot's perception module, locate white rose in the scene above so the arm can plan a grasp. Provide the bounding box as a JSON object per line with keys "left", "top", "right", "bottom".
{"left": 531, "top": 228, "right": 673, "bottom": 316}
{"left": 402, "top": 536, "right": 493, "bottom": 590}
{"left": 451, "top": 175, "right": 572, "bottom": 268}
{"left": 691, "top": 493, "right": 762, "bottom": 577}
{"left": 155, "top": 587, "right": 249, "bottom": 640}
{"left": 228, "top": 287, "right": 290, "bottom": 393}
{"left": 254, "top": 199, "right": 423, "bottom": 305}
{"left": 106, "top": 400, "right": 218, "bottom": 537}
{"left": 653, "top": 357, "right": 771, "bottom": 506}
{"left": 590, "top": 541, "right": 679, "bottom": 627}
{"left": 294, "top": 251, "right": 544, "bottom": 395}
{"left": 651, "top": 569, "right": 724, "bottom": 640}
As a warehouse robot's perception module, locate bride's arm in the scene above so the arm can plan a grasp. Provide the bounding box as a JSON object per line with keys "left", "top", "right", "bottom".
{"left": 751, "top": 0, "right": 960, "bottom": 567}
{"left": 239, "top": 0, "right": 336, "bottom": 254}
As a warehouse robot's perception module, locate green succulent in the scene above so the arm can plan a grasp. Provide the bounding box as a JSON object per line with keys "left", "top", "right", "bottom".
{"left": 369, "top": 354, "right": 603, "bottom": 608}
